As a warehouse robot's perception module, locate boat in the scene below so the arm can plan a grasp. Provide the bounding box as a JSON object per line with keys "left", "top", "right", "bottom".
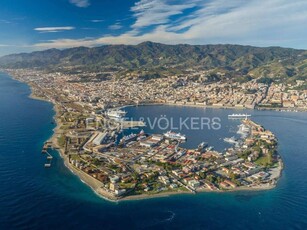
{"left": 228, "top": 113, "right": 251, "bottom": 119}
{"left": 163, "top": 131, "right": 187, "bottom": 141}
{"left": 237, "top": 124, "right": 250, "bottom": 137}
{"left": 223, "top": 136, "right": 238, "bottom": 144}
{"left": 206, "top": 146, "right": 214, "bottom": 151}
{"left": 198, "top": 142, "right": 208, "bottom": 150}
{"left": 120, "top": 133, "right": 137, "bottom": 143}
{"left": 106, "top": 109, "right": 127, "bottom": 119}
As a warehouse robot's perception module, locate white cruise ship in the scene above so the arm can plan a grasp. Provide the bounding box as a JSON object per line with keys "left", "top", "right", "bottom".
{"left": 228, "top": 113, "right": 251, "bottom": 119}
{"left": 106, "top": 109, "right": 127, "bottom": 119}
{"left": 164, "top": 131, "right": 187, "bottom": 141}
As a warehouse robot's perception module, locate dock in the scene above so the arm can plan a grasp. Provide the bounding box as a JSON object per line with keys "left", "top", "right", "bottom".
{"left": 42, "top": 142, "right": 53, "bottom": 168}
{"left": 121, "top": 120, "right": 146, "bottom": 128}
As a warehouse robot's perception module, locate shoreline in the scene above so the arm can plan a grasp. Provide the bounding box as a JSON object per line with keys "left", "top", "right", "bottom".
{"left": 45, "top": 99, "right": 284, "bottom": 202}
{"left": 118, "top": 102, "right": 306, "bottom": 112}
{"left": 4, "top": 73, "right": 285, "bottom": 202}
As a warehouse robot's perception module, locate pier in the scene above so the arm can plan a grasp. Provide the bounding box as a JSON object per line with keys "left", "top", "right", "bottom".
{"left": 42, "top": 142, "right": 53, "bottom": 168}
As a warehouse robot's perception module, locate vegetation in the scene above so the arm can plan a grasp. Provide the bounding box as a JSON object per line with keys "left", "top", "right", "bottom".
{"left": 256, "top": 77, "right": 273, "bottom": 85}
{"left": 58, "top": 134, "right": 66, "bottom": 147}
{"left": 255, "top": 153, "right": 273, "bottom": 168}
{"left": 1, "top": 42, "right": 306, "bottom": 82}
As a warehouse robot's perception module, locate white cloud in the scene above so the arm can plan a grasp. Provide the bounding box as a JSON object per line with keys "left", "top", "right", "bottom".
{"left": 33, "top": 38, "right": 97, "bottom": 48}
{"left": 33, "top": 0, "right": 307, "bottom": 49}
{"left": 130, "top": 0, "right": 197, "bottom": 30}
{"left": 34, "top": 27, "right": 75, "bottom": 33}
{"left": 90, "top": 19, "right": 104, "bottom": 23}
{"left": 0, "top": 19, "right": 11, "bottom": 24}
{"left": 108, "top": 23, "right": 123, "bottom": 30}
{"left": 69, "top": 0, "right": 90, "bottom": 8}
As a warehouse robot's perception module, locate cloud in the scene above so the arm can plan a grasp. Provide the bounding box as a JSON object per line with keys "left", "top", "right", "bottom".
{"left": 33, "top": 0, "right": 307, "bottom": 49}
{"left": 0, "top": 19, "right": 11, "bottom": 24}
{"left": 108, "top": 23, "right": 123, "bottom": 30}
{"left": 33, "top": 38, "right": 97, "bottom": 48}
{"left": 34, "top": 26, "right": 75, "bottom": 33}
{"left": 69, "top": 0, "right": 90, "bottom": 8}
{"left": 130, "top": 0, "right": 197, "bottom": 30}
{"left": 90, "top": 19, "right": 104, "bottom": 23}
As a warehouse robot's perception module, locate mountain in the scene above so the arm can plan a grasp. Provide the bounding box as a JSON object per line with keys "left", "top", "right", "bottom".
{"left": 0, "top": 41, "right": 306, "bottom": 81}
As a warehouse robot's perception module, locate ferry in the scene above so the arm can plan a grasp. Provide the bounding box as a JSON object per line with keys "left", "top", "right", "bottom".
{"left": 106, "top": 109, "right": 127, "bottom": 119}
{"left": 223, "top": 136, "right": 238, "bottom": 144}
{"left": 120, "top": 133, "right": 137, "bottom": 143}
{"left": 164, "top": 131, "right": 187, "bottom": 141}
{"left": 228, "top": 113, "right": 251, "bottom": 119}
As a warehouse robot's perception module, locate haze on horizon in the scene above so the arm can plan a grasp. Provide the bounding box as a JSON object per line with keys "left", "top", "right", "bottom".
{"left": 1, "top": 0, "right": 307, "bottom": 56}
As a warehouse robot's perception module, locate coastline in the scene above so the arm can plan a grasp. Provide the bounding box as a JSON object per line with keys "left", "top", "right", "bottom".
{"left": 4, "top": 73, "right": 284, "bottom": 202}
{"left": 42, "top": 98, "right": 284, "bottom": 202}
{"left": 119, "top": 102, "right": 306, "bottom": 112}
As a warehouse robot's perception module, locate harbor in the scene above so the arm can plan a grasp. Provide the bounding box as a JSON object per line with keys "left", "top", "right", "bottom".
{"left": 0, "top": 73, "right": 304, "bottom": 229}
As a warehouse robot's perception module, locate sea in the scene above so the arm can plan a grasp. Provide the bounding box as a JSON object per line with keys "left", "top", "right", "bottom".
{"left": 1, "top": 72, "right": 307, "bottom": 230}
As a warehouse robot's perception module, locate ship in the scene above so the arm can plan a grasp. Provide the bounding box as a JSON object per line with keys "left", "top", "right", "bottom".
{"left": 223, "top": 136, "right": 238, "bottom": 144}
{"left": 106, "top": 109, "right": 127, "bottom": 119}
{"left": 163, "top": 131, "right": 187, "bottom": 141}
{"left": 206, "top": 146, "right": 214, "bottom": 151}
{"left": 120, "top": 133, "right": 137, "bottom": 144}
{"left": 228, "top": 113, "right": 251, "bottom": 119}
{"left": 237, "top": 124, "right": 250, "bottom": 137}
{"left": 198, "top": 142, "right": 208, "bottom": 150}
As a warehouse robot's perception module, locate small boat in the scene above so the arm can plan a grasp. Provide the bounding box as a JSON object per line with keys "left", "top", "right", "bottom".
{"left": 223, "top": 136, "right": 238, "bottom": 144}
{"left": 206, "top": 146, "right": 214, "bottom": 151}
{"left": 237, "top": 124, "right": 250, "bottom": 137}
{"left": 198, "top": 142, "right": 208, "bottom": 150}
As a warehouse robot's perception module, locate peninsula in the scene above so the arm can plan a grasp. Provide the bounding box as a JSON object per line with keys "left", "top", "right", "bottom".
{"left": 2, "top": 68, "right": 284, "bottom": 201}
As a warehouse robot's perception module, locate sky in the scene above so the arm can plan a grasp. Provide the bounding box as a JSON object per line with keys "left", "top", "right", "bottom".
{"left": 1, "top": 0, "right": 307, "bottom": 56}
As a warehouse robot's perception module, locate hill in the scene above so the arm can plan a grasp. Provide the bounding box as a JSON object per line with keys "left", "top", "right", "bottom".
{"left": 0, "top": 41, "right": 306, "bottom": 81}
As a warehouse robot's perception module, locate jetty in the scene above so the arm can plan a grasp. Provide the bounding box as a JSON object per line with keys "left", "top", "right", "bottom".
{"left": 42, "top": 142, "right": 53, "bottom": 168}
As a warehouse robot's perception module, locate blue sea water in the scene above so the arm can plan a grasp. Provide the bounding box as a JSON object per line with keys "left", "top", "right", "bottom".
{"left": 1, "top": 72, "right": 307, "bottom": 230}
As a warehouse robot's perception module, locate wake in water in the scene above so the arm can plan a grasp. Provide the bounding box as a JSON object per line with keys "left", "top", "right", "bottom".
{"left": 164, "top": 211, "right": 176, "bottom": 222}
{"left": 253, "top": 114, "right": 307, "bottom": 124}
{"left": 137, "top": 210, "right": 176, "bottom": 228}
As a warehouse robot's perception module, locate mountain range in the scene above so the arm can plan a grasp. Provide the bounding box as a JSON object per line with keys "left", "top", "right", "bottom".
{"left": 0, "top": 41, "right": 306, "bottom": 82}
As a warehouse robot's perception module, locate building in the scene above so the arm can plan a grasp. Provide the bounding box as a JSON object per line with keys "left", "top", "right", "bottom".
{"left": 92, "top": 132, "right": 107, "bottom": 145}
